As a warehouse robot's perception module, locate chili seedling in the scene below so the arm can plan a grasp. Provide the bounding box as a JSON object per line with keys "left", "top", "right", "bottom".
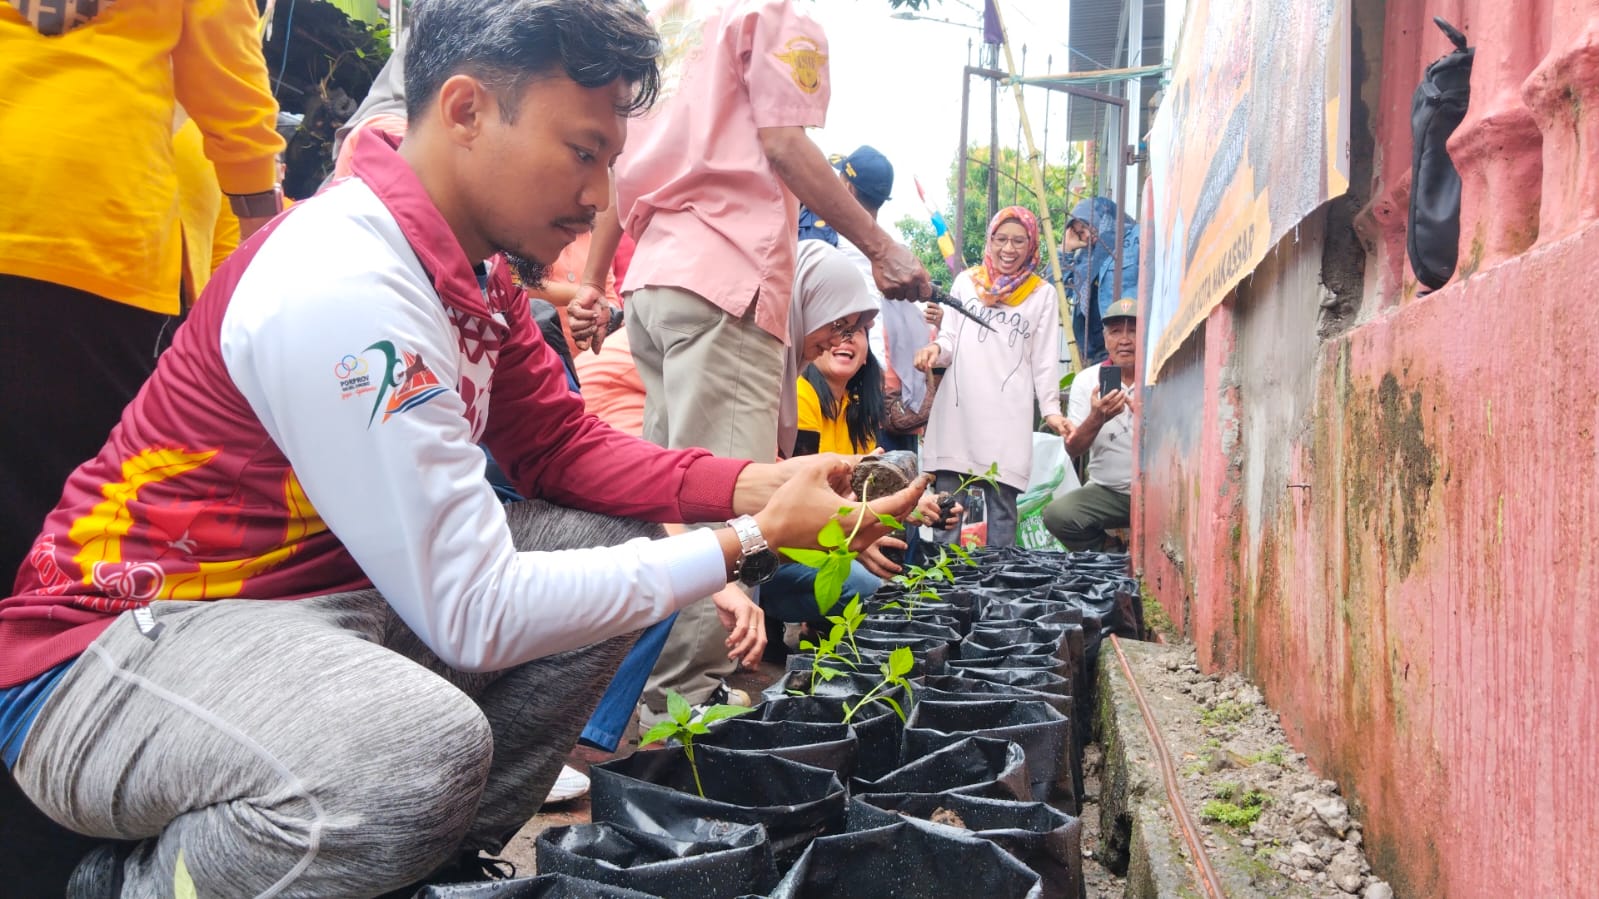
{"left": 638, "top": 690, "right": 754, "bottom": 798}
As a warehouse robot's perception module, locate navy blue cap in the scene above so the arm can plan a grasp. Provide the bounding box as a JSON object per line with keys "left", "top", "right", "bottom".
{"left": 830, "top": 146, "right": 894, "bottom": 206}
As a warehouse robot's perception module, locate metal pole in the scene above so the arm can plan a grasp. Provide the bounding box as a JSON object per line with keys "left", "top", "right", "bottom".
{"left": 955, "top": 66, "right": 972, "bottom": 259}
{"left": 987, "top": 45, "right": 999, "bottom": 225}
{"left": 986, "top": 0, "right": 1083, "bottom": 372}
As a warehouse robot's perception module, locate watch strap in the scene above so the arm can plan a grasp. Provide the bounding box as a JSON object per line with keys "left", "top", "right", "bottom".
{"left": 727, "top": 515, "right": 767, "bottom": 581}
{"left": 228, "top": 189, "right": 283, "bottom": 219}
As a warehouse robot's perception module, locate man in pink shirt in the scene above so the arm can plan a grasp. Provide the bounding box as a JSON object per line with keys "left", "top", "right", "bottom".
{"left": 569, "top": 0, "right": 931, "bottom": 717}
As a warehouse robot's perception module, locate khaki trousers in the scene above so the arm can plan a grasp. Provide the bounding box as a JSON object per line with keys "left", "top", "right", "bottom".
{"left": 627, "top": 286, "right": 783, "bottom": 713}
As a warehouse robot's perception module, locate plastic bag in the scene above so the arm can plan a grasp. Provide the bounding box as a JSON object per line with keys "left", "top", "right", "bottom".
{"left": 847, "top": 793, "right": 1082, "bottom": 899}
{"left": 695, "top": 717, "right": 858, "bottom": 782}
{"left": 759, "top": 695, "right": 904, "bottom": 782}
{"left": 849, "top": 735, "right": 1032, "bottom": 801}
{"left": 414, "top": 872, "right": 656, "bottom": 898}
{"left": 588, "top": 745, "right": 844, "bottom": 869}
{"left": 903, "top": 700, "right": 1073, "bottom": 805}
{"left": 765, "top": 819, "right": 1042, "bottom": 898}
{"left": 534, "top": 820, "right": 776, "bottom": 899}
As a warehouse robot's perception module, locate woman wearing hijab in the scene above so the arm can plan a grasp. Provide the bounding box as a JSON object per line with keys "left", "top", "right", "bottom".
{"left": 914, "top": 206, "right": 1068, "bottom": 547}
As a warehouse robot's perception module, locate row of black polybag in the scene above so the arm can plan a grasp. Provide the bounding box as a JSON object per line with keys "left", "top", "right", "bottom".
{"left": 420, "top": 549, "right": 1140, "bottom": 899}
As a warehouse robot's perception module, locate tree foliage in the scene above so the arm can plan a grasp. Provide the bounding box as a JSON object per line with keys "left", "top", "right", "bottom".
{"left": 894, "top": 144, "right": 1085, "bottom": 287}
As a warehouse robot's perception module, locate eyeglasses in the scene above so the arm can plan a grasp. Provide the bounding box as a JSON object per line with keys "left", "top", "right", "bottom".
{"left": 990, "top": 236, "right": 1031, "bottom": 249}
{"left": 826, "top": 317, "right": 864, "bottom": 343}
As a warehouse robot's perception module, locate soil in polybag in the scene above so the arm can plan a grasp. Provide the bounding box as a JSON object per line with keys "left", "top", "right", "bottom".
{"left": 763, "top": 818, "right": 1042, "bottom": 898}
{"left": 694, "top": 717, "right": 857, "bottom": 782}
{"left": 759, "top": 694, "right": 904, "bottom": 781}
{"left": 849, "top": 734, "right": 1031, "bottom": 801}
{"left": 414, "top": 872, "right": 656, "bottom": 898}
{"left": 903, "top": 699, "right": 1074, "bottom": 807}
{"left": 847, "top": 793, "right": 1084, "bottom": 899}
{"left": 589, "top": 744, "right": 844, "bottom": 870}
{"left": 534, "top": 820, "right": 776, "bottom": 899}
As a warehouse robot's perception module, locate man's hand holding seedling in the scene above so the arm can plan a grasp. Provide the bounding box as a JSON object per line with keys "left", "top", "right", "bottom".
{"left": 716, "top": 456, "right": 929, "bottom": 583}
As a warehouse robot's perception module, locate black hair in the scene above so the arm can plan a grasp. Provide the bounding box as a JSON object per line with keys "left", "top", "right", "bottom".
{"left": 802, "top": 352, "right": 886, "bottom": 453}
{"left": 404, "top": 0, "right": 662, "bottom": 121}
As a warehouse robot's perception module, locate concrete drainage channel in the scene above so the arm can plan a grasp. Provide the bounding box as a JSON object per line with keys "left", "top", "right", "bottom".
{"left": 1091, "top": 637, "right": 1394, "bottom": 898}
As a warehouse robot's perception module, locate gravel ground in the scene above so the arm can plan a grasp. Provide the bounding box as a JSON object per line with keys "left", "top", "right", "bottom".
{"left": 1123, "top": 645, "right": 1394, "bottom": 899}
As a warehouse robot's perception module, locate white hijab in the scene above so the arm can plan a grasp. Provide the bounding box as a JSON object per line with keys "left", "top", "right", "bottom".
{"left": 779, "top": 241, "right": 881, "bottom": 456}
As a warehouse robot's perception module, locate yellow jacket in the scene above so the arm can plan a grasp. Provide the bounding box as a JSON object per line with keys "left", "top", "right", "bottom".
{"left": 0, "top": 0, "right": 282, "bottom": 314}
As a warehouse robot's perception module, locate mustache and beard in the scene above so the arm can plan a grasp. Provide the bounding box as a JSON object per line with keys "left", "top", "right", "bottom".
{"left": 501, "top": 214, "right": 597, "bottom": 290}
{"left": 503, "top": 253, "right": 547, "bottom": 289}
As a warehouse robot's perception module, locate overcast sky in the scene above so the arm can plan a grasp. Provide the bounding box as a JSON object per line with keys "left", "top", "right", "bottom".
{"left": 800, "top": 0, "right": 1076, "bottom": 237}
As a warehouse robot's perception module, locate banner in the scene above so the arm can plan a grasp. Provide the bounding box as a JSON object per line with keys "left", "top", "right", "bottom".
{"left": 1143, "top": 0, "right": 1350, "bottom": 381}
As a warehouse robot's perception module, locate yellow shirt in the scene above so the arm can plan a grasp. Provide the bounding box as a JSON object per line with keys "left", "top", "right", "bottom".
{"left": 796, "top": 378, "right": 877, "bottom": 455}
{"left": 0, "top": 0, "right": 283, "bottom": 314}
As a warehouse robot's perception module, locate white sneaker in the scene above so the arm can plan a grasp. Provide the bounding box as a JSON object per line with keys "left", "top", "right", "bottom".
{"left": 543, "top": 764, "right": 590, "bottom": 804}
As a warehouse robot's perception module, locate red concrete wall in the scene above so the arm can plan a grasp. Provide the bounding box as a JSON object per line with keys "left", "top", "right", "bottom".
{"left": 1134, "top": 1, "right": 1599, "bottom": 895}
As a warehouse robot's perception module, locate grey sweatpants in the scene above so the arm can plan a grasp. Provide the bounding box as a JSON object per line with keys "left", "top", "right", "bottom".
{"left": 12, "top": 500, "right": 653, "bottom": 898}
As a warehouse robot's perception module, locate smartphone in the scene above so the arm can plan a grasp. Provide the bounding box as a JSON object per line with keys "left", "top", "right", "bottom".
{"left": 1099, "top": 364, "right": 1123, "bottom": 397}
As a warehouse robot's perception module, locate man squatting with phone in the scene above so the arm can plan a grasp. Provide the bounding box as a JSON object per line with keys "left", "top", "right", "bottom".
{"left": 1042, "top": 297, "right": 1139, "bottom": 550}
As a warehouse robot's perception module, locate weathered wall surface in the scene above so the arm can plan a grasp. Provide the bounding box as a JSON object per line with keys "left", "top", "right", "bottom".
{"left": 1132, "top": 0, "right": 1599, "bottom": 895}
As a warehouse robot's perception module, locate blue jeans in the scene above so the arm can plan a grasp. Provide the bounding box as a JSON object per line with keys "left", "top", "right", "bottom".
{"left": 759, "top": 560, "right": 882, "bottom": 624}
{"left": 579, "top": 615, "right": 674, "bottom": 751}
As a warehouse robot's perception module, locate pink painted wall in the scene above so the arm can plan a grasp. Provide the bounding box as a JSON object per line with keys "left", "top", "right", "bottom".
{"left": 1133, "top": 0, "right": 1599, "bottom": 895}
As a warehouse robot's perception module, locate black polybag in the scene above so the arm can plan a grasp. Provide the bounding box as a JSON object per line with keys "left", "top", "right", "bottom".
{"left": 695, "top": 717, "right": 858, "bottom": 781}
{"left": 534, "top": 820, "right": 777, "bottom": 899}
{"left": 589, "top": 745, "right": 845, "bottom": 869}
{"left": 414, "top": 872, "right": 656, "bottom": 898}
{"left": 1407, "top": 16, "right": 1474, "bottom": 290}
{"left": 849, "top": 735, "right": 1032, "bottom": 801}
{"left": 903, "top": 699, "right": 1074, "bottom": 806}
{"left": 848, "top": 793, "right": 1084, "bottom": 899}
{"left": 949, "top": 652, "right": 1071, "bottom": 680}
{"left": 763, "top": 819, "right": 1042, "bottom": 898}
{"left": 759, "top": 695, "right": 905, "bottom": 781}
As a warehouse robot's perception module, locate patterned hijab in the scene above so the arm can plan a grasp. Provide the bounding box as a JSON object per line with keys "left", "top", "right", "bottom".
{"left": 969, "top": 206, "right": 1043, "bottom": 307}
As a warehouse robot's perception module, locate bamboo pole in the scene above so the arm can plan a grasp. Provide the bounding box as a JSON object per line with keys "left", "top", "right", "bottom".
{"left": 988, "top": 0, "right": 1083, "bottom": 373}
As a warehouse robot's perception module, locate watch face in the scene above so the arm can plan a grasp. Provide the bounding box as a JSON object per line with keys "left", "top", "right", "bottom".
{"left": 740, "top": 548, "right": 781, "bottom": 585}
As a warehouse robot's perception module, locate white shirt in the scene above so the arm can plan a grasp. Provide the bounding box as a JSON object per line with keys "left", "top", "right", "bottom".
{"left": 1067, "top": 362, "right": 1134, "bottom": 493}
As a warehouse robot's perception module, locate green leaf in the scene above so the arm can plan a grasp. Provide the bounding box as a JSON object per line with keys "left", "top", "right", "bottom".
{"left": 697, "top": 704, "right": 755, "bottom": 727}
{"left": 875, "top": 512, "right": 905, "bottom": 531}
{"left": 685, "top": 720, "right": 710, "bottom": 735}
{"left": 843, "top": 595, "right": 862, "bottom": 621}
{"left": 888, "top": 645, "right": 915, "bottom": 677}
{"left": 640, "top": 720, "right": 680, "bottom": 746}
{"left": 814, "top": 553, "right": 853, "bottom": 615}
{"left": 828, "top": 623, "right": 846, "bottom": 645}
{"left": 949, "top": 542, "right": 976, "bottom": 566}
{"left": 816, "top": 665, "right": 842, "bottom": 681}
{"left": 667, "top": 690, "right": 692, "bottom": 725}
{"left": 881, "top": 601, "right": 903, "bottom": 610}
{"left": 780, "top": 547, "right": 830, "bottom": 568}
{"left": 817, "top": 519, "right": 848, "bottom": 549}
{"left": 1060, "top": 370, "right": 1076, "bottom": 390}
{"left": 875, "top": 694, "right": 907, "bottom": 722}
{"left": 798, "top": 639, "right": 817, "bottom": 652}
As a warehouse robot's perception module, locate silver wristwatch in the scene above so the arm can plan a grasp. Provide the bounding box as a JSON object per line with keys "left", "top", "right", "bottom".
{"left": 728, "top": 515, "right": 779, "bottom": 585}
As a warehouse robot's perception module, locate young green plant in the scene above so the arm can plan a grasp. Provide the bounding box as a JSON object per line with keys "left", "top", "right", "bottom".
{"left": 638, "top": 690, "right": 754, "bottom": 798}
{"left": 841, "top": 645, "right": 916, "bottom": 724}
{"left": 779, "top": 475, "right": 904, "bottom": 617}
